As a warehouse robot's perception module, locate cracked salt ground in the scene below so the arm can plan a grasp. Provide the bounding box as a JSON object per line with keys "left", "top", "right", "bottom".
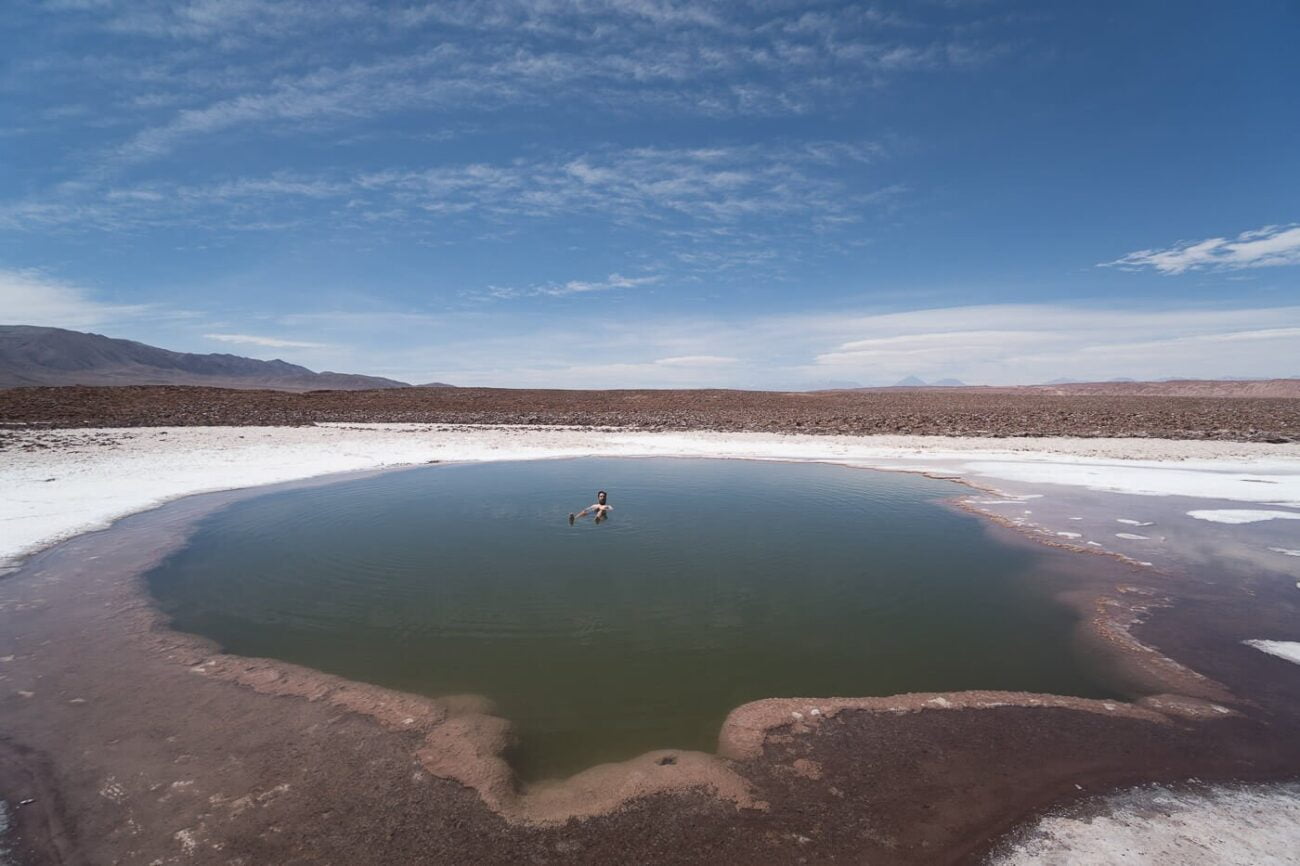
{"left": 988, "top": 782, "right": 1300, "bottom": 865}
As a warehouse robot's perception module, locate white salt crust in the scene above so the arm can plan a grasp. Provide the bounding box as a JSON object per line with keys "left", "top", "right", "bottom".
{"left": 3, "top": 425, "right": 1300, "bottom": 569}
{"left": 1186, "top": 509, "right": 1300, "bottom": 525}
{"left": 1243, "top": 640, "right": 1300, "bottom": 666}
{"left": 991, "top": 783, "right": 1300, "bottom": 866}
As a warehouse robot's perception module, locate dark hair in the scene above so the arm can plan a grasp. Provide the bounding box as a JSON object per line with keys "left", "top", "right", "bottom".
{"left": 597, "top": 490, "right": 607, "bottom": 499}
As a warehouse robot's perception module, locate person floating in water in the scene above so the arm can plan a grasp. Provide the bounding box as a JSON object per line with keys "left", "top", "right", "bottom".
{"left": 570, "top": 490, "right": 611, "bottom": 525}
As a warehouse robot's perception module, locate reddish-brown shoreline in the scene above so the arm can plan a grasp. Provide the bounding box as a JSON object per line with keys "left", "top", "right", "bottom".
{"left": 2, "top": 384, "right": 1298, "bottom": 441}
{"left": 1, "top": 461, "right": 1298, "bottom": 863}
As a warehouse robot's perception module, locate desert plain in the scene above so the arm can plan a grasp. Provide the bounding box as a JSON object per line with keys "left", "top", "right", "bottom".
{"left": 1, "top": 385, "right": 1299, "bottom": 865}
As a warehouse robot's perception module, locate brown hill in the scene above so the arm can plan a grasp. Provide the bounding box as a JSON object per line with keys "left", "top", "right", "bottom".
{"left": 0, "top": 326, "right": 410, "bottom": 391}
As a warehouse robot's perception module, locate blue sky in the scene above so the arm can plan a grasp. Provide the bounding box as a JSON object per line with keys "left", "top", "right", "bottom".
{"left": 2, "top": 0, "right": 1297, "bottom": 387}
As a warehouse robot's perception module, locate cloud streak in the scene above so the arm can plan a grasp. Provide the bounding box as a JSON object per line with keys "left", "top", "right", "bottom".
{"left": 480, "top": 272, "right": 660, "bottom": 300}
{"left": 23, "top": 0, "right": 1007, "bottom": 168}
{"left": 653, "top": 355, "right": 738, "bottom": 367}
{"left": 294, "top": 302, "right": 1300, "bottom": 388}
{"left": 204, "top": 333, "right": 331, "bottom": 349}
{"left": 1104, "top": 223, "right": 1300, "bottom": 274}
{"left": 0, "top": 268, "right": 153, "bottom": 329}
{"left": 798, "top": 304, "right": 1300, "bottom": 386}
{"left": 1, "top": 144, "right": 894, "bottom": 285}
{"left": 7, "top": 282, "right": 1296, "bottom": 388}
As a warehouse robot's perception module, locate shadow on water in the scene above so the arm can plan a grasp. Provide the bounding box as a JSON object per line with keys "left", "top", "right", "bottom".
{"left": 146, "top": 457, "right": 1118, "bottom": 781}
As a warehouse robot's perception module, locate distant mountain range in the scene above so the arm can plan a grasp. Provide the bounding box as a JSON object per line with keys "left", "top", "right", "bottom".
{"left": 1045, "top": 377, "right": 1135, "bottom": 385}
{"left": 2, "top": 326, "right": 1294, "bottom": 396}
{"left": 892, "top": 376, "right": 968, "bottom": 387}
{"left": 0, "top": 325, "right": 430, "bottom": 391}
{"left": 847, "top": 374, "right": 1298, "bottom": 397}
{"left": 1019, "top": 379, "right": 1300, "bottom": 398}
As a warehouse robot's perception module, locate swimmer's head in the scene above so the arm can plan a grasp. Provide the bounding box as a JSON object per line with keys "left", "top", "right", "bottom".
{"left": 597, "top": 490, "right": 607, "bottom": 504}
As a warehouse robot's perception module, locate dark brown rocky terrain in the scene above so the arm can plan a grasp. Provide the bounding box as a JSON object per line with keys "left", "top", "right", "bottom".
{"left": 2, "top": 384, "right": 1297, "bottom": 441}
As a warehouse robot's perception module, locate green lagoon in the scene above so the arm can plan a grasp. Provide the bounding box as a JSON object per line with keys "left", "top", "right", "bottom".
{"left": 147, "top": 458, "right": 1112, "bottom": 780}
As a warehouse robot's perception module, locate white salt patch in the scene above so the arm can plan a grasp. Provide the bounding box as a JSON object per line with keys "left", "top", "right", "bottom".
{"left": 1056, "top": 532, "right": 1082, "bottom": 539}
{"left": 1187, "top": 509, "right": 1300, "bottom": 525}
{"left": 1115, "top": 533, "right": 1150, "bottom": 540}
{"left": 1116, "top": 518, "right": 1154, "bottom": 526}
{"left": 1267, "top": 547, "right": 1300, "bottom": 557}
{"left": 962, "top": 460, "right": 1300, "bottom": 507}
{"left": 1244, "top": 640, "right": 1300, "bottom": 666}
{"left": 991, "top": 782, "right": 1300, "bottom": 866}
{"left": 174, "top": 828, "right": 198, "bottom": 854}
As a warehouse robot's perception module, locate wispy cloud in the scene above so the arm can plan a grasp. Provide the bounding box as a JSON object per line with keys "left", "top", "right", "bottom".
{"left": 299, "top": 302, "right": 1300, "bottom": 388}
{"left": 83, "top": 0, "right": 371, "bottom": 42}
{"left": 204, "top": 332, "right": 331, "bottom": 349}
{"left": 24, "top": 1, "right": 1008, "bottom": 169}
{"left": 653, "top": 355, "right": 738, "bottom": 366}
{"left": 0, "top": 268, "right": 153, "bottom": 328}
{"left": 1104, "top": 223, "right": 1300, "bottom": 274}
{"left": 12, "top": 144, "right": 893, "bottom": 228}
{"left": 799, "top": 304, "right": 1300, "bottom": 385}
{"left": 481, "top": 272, "right": 659, "bottom": 300}
{"left": 3, "top": 144, "right": 893, "bottom": 286}
{"left": 542, "top": 273, "right": 660, "bottom": 297}
{"left": 17, "top": 294, "right": 1294, "bottom": 388}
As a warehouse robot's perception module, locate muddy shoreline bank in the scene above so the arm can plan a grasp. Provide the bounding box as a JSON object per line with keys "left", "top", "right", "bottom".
{"left": 2, "top": 454, "right": 1299, "bottom": 863}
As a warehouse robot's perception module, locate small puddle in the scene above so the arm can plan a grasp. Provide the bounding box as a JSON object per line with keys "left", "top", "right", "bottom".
{"left": 146, "top": 458, "right": 1117, "bottom": 781}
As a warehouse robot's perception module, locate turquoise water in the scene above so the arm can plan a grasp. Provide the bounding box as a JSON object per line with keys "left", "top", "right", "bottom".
{"left": 147, "top": 458, "right": 1112, "bottom": 780}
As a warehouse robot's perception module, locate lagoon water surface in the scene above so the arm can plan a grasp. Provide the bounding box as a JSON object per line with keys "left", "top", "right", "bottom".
{"left": 147, "top": 458, "right": 1113, "bottom": 780}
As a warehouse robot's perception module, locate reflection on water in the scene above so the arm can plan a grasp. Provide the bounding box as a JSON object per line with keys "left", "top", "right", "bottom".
{"left": 147, "top": 458, "right": 1114, "bottom": 780}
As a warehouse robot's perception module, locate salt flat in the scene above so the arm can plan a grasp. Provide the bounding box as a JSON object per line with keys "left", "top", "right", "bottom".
{"left": 2, "top": 422, "right": 1298, "bottom": 863}
{"left": 4, "top": 423, "right": 1300, "bottom": 569}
